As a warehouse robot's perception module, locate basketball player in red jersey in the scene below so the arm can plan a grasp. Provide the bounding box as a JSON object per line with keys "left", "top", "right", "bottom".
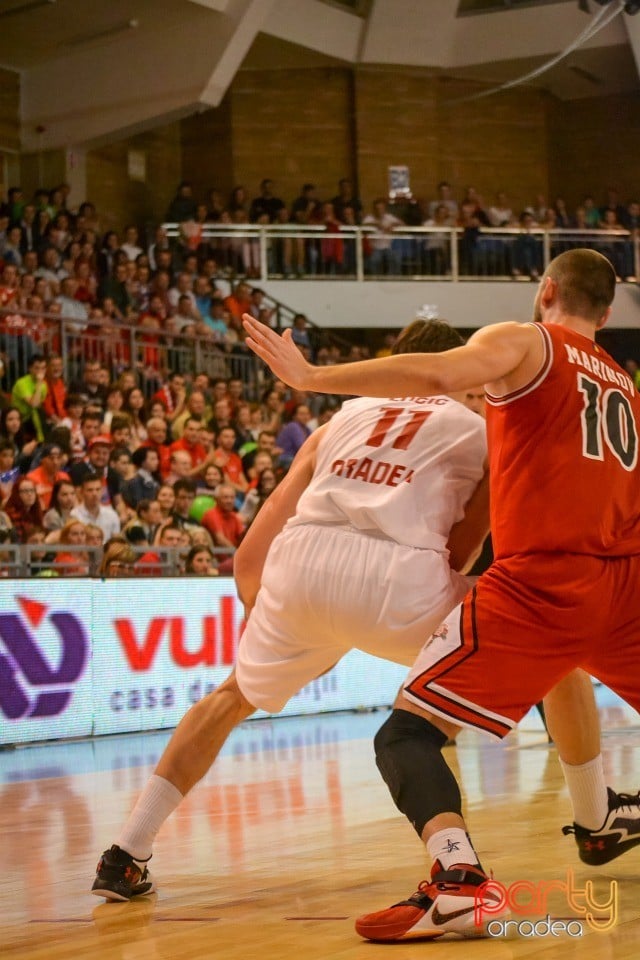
{"left": 243, "top": 249, "right": 640, "bottom": 940}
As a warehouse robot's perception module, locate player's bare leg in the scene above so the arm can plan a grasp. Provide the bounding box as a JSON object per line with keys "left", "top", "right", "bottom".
{"left": 92, "top": 671, "right": 255, "bottom": 901}
{"left": 543, "top": 669, "right": 640, "bottom": 865}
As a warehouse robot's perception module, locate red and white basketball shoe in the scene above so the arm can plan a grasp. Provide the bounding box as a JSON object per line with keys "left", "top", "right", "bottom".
{"left": 355, "top": 861, "right": 508, "bottom": 941}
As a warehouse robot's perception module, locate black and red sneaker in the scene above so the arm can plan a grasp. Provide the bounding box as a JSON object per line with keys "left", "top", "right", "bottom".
{"left": 91, "top": 845, "right": 154, "bottom": 901}
{"left": 354, "top": 861, "right": 508, "bottom": 942}
{"left": 563, "top": 787, "right": 640, "bottom": 866}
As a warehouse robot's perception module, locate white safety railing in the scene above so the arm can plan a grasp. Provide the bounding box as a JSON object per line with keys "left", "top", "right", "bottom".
{"left": 163, "top": 223, "right": 639, "bottom": 283}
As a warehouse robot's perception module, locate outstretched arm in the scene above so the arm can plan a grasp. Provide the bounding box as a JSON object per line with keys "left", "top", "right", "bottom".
{"left": 243, "top": 314, "right": 540, "bottom": 398}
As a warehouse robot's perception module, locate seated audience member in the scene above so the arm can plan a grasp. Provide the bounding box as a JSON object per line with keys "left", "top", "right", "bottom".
{"left": 109, "top": 446, "right": 135, "bottom": 484}
{"left": 164, "top": 449, "right": 193, "bottom": 486}
{"left": 122, "top": 446, "right": 160, "bottom": 508}
{"left": 169, "top": 417, "right": 207, "bottom": 472}
{"left": 54, "top": 518, "right": 89, "bottom": 576}
{"left": 241, "top": 429, "right": 276, "bottom": 475}
{"left": 208, "top": 397, "right": 233, "bottom": 437}
{"left": 201, "top": 483, "right": 244, "bottom": 572}
{"left": 70, "top": 475, "right": 120, "bottom": 541}
{"left": 43, "top": 479, "right": 77, "bottom": 533}
{"left": 238, "top": 467, "right": 278, "bottom": 526}
{"left": 69, "top": 359, "right": 108, "bottom": 409}
{"left": 212, "top": 426, "right": 248, "bottom": 495}
{"left": 171, "top": 390, "right": 210, "bottom": 440}
{"left": 136, "top": 498, "right": 163, "bottom": 541}
{"left": 232, "top": 402, "right": 255, "bottom": 450}
{"left": 11, "top": 354, "right": 48, "bottom": 442}
{"left": 223, "top": 281, "right": 252, "bottom": 328}
{"left": 85, "top": 523, "right": 104, "bottom": 549}
{"left": 27, "top": 443, "right": 70, "bottom": 511}
{"left": 142, "top": 416, "right": 171, "bottom": 479}
{"left": 68, "top": 409, "right": 104, "bottom": 464}
{"left": 184, "top": 545, "right": 217, "bottom": 576}
{"left": 196, "top": 463, "right": 223, "bottom": 497}
{"left": 43, "top": 355, "right": 67, "bottom": 427}
{"left": 0, "top": 440, "right": 19, "bottom": 503}
{"left": 122, "top": 387, "right": 148, "bottom": 447}
{"left": 153, "top": 371, "right": 187, "bottom": 425}
{"left": 69, "top": 435, "right": 122, "bottom": 511}
{"left": 5, "top": 476, "right": 43, "bottom": 542}
{"left": 26, "top": 526, "right": 50, "bottom": 576}
{"left": 60, "top": 395, "right": 86, "bottom": 461}
{"left": 275, "top": 404, "right": 312, "bottom": 469}
{"left": 109, "top": 413, "right": 133, "bottom": 451}
{"left": 0, "top": 407, "right": 38, "bottom": 469}
{"left": 100, "top": 538, "right": 137, "bottom": 577}
{"left": 156, "top": 483, "right": 176, "bottom": 521}
{"left": 137, "top": 520, "right": 183, "bottom": 574}
{"left": 171, "top": 479, "right": 203, "bottom": 535}
{"left": 259, "top": 387, "right": 284, "bottom": 435}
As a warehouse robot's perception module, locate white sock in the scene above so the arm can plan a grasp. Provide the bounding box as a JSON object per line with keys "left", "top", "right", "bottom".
{"left": 426, "top": 828, "right": 480, "bottom": 870}
{"left": 117, "top": 775, "right": 184, "bottom": 862}
{"left": 560, "top": 754, "right": 609, "bottom": 830}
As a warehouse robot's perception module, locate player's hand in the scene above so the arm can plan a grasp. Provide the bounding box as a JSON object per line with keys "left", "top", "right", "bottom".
{"left": 242, "top": 314, "right": 315, "bottom": 390}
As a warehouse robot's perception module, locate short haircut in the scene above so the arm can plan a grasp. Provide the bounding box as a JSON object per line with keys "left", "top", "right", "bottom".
{"left": 392, "top": 319, "right": 464, "bottom": 356}
{"left": 81, "top": 473, "right": 102, "bottom": 487}
{"left": 110, "top": 413, "right": 132, "bottom": 432}
{"left": 132, "top": 446, "right": 154, "bottom": 468}
{"left": 543, "top": 248, "right": 616, "bottom": 322}
{"left": 173, "top": 478, "right": 196, "bottom": 496}
{"left": 82, "top": 410, "right": 103, "bottom": 424}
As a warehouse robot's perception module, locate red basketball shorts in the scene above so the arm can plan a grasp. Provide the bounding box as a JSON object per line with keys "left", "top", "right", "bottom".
{"left": 402, "top": 553, "right": 640, "bottom": 739}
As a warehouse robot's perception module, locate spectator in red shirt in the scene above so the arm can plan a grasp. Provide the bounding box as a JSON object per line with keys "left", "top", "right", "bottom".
{"left": 0, "top": 263, "right": 19, "bottom": 308}
{"left": 169, "top": 417, "right": 207, "bottom": 472}
{"left": 152, "top": 371, "right": 187, "bottom": 425}
{"left": 27, "top": 443, "right": 70, "bottom": 511}
{"left": 223, "top": 281, "right": 252, "bottom": 331}
{"left": 142, "top": 416, "right": 171, "bottom": 479}
{"left": 212, "top": 425, "right": 248, "bottom": 495}
{"left": 43, "top": 355, "right": 67, "bottom": 427}
{"left": 5, "top": 476, "right": 43, "bottom": 542}
{"left": 201, "top": 483, "right": 244, "bottom": 572}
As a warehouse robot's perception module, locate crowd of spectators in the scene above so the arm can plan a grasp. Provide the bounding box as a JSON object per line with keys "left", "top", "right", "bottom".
{"left": 0, "top": 336, "right": 358, "bottom": 576}
{"left": 0, "top": 176, "right": 637, "bottom": 579}
{"left": 165, "top": 178, "right": 640, "bottom": 280}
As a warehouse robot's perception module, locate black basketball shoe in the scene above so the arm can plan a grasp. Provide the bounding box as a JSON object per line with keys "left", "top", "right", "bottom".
{"left": 91, "top": 845, "right": 154, "bottom": 901}
{"left": 563, "top": 787, "right": 640, "bottom": 866}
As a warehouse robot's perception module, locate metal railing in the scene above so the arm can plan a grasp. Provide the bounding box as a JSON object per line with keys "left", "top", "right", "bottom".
{"left": 163, "top": 222, "right": 640, "bottom": 283}
{"left": 0, "top": 309, "right": 268, "bottom": 400}
{"left": 0, "top": 542, "right": 234, "bottom": 577}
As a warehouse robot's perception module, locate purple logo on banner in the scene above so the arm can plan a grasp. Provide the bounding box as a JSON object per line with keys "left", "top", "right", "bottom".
{"left": 0, "top": 597, "right": 88, "bottom": 720}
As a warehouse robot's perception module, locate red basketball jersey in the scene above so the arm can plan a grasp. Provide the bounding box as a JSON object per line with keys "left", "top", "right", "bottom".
{"left": 486, "top": 321, "right": 640, "bottom": 559}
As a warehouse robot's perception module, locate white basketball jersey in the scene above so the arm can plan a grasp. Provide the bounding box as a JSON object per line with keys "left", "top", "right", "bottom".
{"left": 289, "top": 396, "right": 486, "bottom": 551}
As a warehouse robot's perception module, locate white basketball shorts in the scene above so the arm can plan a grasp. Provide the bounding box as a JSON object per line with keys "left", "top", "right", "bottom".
{"left": 235, "top": 523, "right": 470, "bottom": 713}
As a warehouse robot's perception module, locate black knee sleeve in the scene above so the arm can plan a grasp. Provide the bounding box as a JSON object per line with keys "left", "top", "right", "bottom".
{"left": 374, "top": 708, "right": 462, "bottom": 838}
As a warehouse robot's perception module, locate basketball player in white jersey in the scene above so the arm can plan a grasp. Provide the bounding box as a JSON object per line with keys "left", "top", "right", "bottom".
{"left": 92, "top": 319, "right": 624, "bottom": 926}
{"left": 91, "top": 319, "right": 494, "bottom": 902}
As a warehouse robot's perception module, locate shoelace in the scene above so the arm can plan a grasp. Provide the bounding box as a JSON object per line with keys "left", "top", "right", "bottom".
{"left": 612, "top": 790, "right": 640, "bottom": 814}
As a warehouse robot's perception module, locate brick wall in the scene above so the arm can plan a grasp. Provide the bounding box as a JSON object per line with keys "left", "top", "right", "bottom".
{"left": 86, "top": 122, "right": 182, "bottom": 236}
{"left": 181, "top": 97, "right": 233, "bottom": 202}
{"left": 548, "top": 93, "right": 640, "bottom": 208}
{"left": 0, "top": 67, "right": 20, "bottom": 152}
{"left": 178, "top": 66, "right": 550, "bottom": 216}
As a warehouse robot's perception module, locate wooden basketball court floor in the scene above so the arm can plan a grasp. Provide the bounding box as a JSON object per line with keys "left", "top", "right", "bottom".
{"left": 2, "top": 691, "right": 639, "bottom": 960}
